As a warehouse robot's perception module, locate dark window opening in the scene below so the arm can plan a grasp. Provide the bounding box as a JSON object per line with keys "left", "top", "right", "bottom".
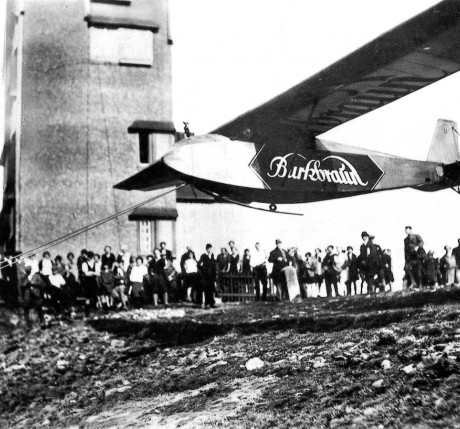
{"left": 139, "top": 132, "right": 149, "bottom": 163}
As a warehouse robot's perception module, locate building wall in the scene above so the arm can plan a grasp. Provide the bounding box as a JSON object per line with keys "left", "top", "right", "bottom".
{"left": 10, "top": 0, "right": 175, "bottom": 257}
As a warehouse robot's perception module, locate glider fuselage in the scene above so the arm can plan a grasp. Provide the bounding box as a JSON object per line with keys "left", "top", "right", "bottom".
{"left": 159, "top": 134, "right": 446, "bottom": 204}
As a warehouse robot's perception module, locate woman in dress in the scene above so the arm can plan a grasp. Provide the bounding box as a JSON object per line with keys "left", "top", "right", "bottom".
{"left": 129, "top": 256, "right": 148, "bottom": 308}
{"left": 229, "top": 247, "right": 240, "bottom": 274}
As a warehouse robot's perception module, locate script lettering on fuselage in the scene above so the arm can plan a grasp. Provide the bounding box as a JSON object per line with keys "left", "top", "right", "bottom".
{"left": 267, "top": 153, "right": 368, "bottom": 186}
{"left": 249, "top": 147, "right": 384, "bottom": 192}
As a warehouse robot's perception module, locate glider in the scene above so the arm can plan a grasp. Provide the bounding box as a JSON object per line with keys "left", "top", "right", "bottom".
{"left": 116, "top": 0, "right": 460, "bottom": 212}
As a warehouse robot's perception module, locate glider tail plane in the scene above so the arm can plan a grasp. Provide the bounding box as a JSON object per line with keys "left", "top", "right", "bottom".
{"left": 427, "top": 119, "right": 460, "bottom": 164}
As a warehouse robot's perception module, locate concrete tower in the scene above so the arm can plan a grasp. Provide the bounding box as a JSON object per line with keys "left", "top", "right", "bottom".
{"left": 1, "top": 0, "right": 178, "bottom": 257}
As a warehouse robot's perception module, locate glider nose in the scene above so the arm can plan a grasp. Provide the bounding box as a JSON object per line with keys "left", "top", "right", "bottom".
{"left": 163, "top": 134, "right": 264, "bottom": 189}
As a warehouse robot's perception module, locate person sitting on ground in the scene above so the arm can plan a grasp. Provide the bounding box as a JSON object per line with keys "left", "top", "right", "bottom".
{"left": 23, "top": 267, "right": 46, "bottom": 329}
{"left": 39, "top": 251, "right": 54, "bottom": 278}
{"left": 112, "top": 262, "right": 128, "bottom": 310}
{"left": 24, "top": 253, "right": 40, "bottom": 281}
{"left": 54, "top": 255, "right": 66, "bottom": 276}
{"left": 48, "top": 266, "right": 68, "bottom": 315}
{"left": 66, "top": 252, "right": 79, "bottom": 283}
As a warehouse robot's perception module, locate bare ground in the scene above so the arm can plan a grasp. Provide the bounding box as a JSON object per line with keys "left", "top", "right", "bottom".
{"left": 2, "top": 289, "right": 460, "bottom": 428}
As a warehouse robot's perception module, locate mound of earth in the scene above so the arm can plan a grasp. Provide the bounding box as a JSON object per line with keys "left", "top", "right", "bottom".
{"left": 1, "top": 289, "right": 460, "bottom": 428}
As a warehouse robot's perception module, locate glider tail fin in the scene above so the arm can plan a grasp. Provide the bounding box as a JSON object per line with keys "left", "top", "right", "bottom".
{"left": 427, "top": 119, "right": 460, "bottom": 164}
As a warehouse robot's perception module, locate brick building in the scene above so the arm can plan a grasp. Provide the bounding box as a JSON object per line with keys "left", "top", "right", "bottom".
{"left": 1, "top": 0, "right": 179, "bottom": 257}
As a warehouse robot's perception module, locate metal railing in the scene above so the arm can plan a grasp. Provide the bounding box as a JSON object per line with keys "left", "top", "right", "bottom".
{"left": 218, "top": 272, "right": 277, "bottom": 302}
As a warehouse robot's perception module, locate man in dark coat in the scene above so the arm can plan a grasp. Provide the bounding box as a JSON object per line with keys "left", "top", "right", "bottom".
{"left": 198, "top": 244, "right": 217, "bottom": 308}
{"left": 404, "top": 226, "right": 424, "bottom": 288}
{"left": 101, "top": 245, "right": 116, "bottom": 270}
{"left": 359, "top": 231, "right": 381, "bottom": 294}
{"left": 423, "top": 250, "right": 438, "bottom": 288}
{"left": 268, "top": 239, "right": 288, "bottom": 300}
{"left": 345, "top": 246, "right": 359, "bottom": 295}
{"left": 322, "top": 245, "right": 338, "bottom": 298}
{"left": 160, "top": 242, "right": 173, "bottom": 262}
{"left": 382, "top": 249, "right": 394, "bottom": 291}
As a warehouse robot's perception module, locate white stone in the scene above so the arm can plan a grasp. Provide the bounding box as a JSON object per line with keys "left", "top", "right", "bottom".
{"left": 245, "top": 357, "right": 265, "bottom": 371}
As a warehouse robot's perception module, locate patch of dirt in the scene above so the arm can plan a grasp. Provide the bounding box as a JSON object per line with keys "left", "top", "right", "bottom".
{"left": 2, "top": 289, "right": 460, "bottom": 428}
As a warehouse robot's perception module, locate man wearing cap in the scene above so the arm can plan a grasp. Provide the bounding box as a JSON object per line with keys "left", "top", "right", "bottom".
{"left": 404, "top": 226, "right": 424, "bottom": 288}
{"left": 269, "top": 239, "right": 288, "bottom": 300}
{"left": 198, "top": 244, "right": 217, "bottom": 308}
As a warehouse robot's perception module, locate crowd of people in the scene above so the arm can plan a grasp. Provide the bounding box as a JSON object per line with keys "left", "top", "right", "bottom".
{"left": 0, "top": 225, "right": 459, "bottom": 329}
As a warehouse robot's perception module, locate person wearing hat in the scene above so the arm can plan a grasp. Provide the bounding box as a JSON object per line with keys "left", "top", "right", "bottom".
{"left": 198, "top": 243, "right": 217, "bottom": 308}
{"left": 404, "top": 226, "right": 424, "bottom": 288}
{"left": 359, "top": 232, "right": 381, "bottom": 294}
{"left": 344, "top": 246, "right": 359, "bottom": 295}
{"left": 268, "top": 239, "right": 288, "bottom": 300}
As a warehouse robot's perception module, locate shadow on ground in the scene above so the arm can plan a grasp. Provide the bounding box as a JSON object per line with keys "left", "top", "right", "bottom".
{"left": 89, "top": 288, "right": 460, "bottom": 347}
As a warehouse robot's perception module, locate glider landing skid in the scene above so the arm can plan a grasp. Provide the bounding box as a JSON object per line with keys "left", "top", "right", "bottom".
{"left": 200, "top": 190, "right": 303, "bottom": 216}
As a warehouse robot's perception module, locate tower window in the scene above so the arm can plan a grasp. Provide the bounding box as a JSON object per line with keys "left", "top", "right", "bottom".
{"left": 139, "top": 132, "right": 149, "bottom": 164}
{"left": 89, "top": 27, "right": 153, "bottom": 66}
{"left": 138, "top": 220, "right": 152, "bottom": 254}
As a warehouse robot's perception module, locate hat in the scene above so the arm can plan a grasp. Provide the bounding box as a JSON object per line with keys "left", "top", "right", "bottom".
{"left": 361, "top": 231, "right": 369, "bottom": 238}
{"left": 275, "top": 239, "right": 282, "bottom": 244}
{"left": 347, "top": 246, "right": 353, "bottom": 251}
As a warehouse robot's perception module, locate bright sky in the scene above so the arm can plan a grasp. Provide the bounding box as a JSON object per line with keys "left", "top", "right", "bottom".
{"left": 169, "top": 0, "right": 460, "bottom": 285}
{"left": 2, "top": 1, "right": 460, "bottom": 284}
